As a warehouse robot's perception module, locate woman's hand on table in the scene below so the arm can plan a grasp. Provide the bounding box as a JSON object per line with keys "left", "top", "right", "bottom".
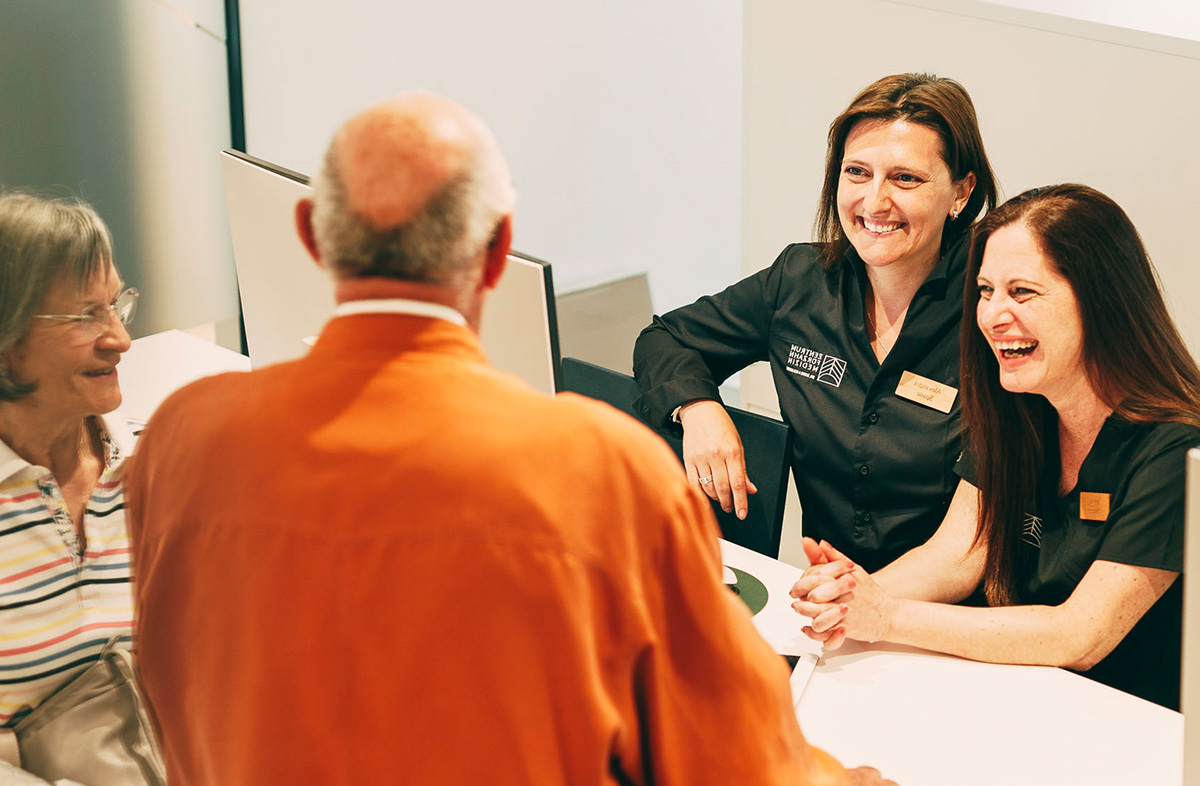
{"left": 791, "top": 537, "right": 898, "bottom": 649}
{"left": 801, "top": 535, "right": 849, "bottom": 569}
{"left": 790, "top": 552, "right": 857, "bottom": 648}
{"left": 678, "top": 399, "right": 757, "bottom": 519}
{"left": 792, "top": 565, "right": 898, "bottom": 648}
{"left": 792, "top": 538, "right": 858, "bottom": 609}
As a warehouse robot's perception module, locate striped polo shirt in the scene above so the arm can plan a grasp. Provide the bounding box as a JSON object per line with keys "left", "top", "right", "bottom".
{"left": 0, "top": 414, "right": 135, "bottom": 726}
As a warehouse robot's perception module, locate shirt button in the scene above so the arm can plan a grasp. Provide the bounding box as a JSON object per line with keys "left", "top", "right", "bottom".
{"left": 861, "top": 511, "right": 872, "bottom": 522}
{"left": 868, "top": 412, "right": 879, "bottom": 424}
{"left": 858, "top": 465, "right": 869, "bottom": 476}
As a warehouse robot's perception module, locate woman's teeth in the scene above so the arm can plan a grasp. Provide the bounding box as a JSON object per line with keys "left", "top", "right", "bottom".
{"left": 996, "top": 340, "right": 1037, "bottom": 358}
{"left": 862, "top": 218, "right": 902, "bottom": 234}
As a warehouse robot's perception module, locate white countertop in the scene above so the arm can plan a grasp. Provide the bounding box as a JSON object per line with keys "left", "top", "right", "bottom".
{"left": 117, "top": 329, "right": 250, "bottom": 423}
{"left": 720, "top": 539, "right": 1183, "bottom": 785}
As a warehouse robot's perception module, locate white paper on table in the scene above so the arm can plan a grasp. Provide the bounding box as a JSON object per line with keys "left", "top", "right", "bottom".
{"left": 719, "top": 540, "right": 823, "bottom": 705}
{"left": 787, "top": 653, "right": 819, "bottom": 709}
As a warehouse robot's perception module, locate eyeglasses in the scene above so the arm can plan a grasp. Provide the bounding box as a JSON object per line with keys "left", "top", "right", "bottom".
{"left": 33, "top": 288, "right": 139, "bottom": 340}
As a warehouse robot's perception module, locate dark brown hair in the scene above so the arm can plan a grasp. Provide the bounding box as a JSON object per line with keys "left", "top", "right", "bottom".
{"left": 815, "top": 73, "right": 998, "bottom": 267}
{"left": 962, "top": 183, "right": 1200, "bottom": 604}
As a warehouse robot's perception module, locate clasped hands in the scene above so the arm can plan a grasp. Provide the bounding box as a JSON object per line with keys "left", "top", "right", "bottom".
{"left": 789, "top": 537, "right": 897, "bottom": 649}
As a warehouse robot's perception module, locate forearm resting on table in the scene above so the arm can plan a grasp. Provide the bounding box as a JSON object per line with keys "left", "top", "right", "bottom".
{"left": 886, "top": 599, "right": 1097, "bottom": 668}
{"left": 873, "top": 542, "right": 983, "bottom": 603}
{"left": 872, "top": 480, "right": 984, "bottom": 603}
{"left": 886, "top": 561, "right": 1177, "bottom": 670}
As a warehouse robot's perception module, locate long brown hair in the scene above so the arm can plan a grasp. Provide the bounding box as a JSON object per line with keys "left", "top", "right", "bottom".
{"left": 962, "top": 184, "right": 1200, "bottom": 604}
{"left": 815, "top": 73, "right": 998, "bottom": 268}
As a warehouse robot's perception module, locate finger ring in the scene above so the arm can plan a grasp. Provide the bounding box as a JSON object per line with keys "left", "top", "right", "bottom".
{"left": 698, "top": 475, "right": 714, "bottom": 485}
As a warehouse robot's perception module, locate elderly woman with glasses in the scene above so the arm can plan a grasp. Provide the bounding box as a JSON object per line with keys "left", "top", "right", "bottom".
{"left": 0, "top": 192, "right": 139, "bottom": 734}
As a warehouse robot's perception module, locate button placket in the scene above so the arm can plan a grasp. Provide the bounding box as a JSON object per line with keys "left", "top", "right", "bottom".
{"left": 37, "top": 477, "right": 83, "bottom": 570}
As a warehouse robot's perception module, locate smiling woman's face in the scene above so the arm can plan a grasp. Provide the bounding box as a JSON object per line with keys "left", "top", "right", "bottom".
{"left": 975, "top": 221, "right": 1088, "bottom": 407}
{"left": 837, "top": 118, "right": 972, "bottom": 277}
{"left": 4, "top": 263, "right": 131, "bottom": 425}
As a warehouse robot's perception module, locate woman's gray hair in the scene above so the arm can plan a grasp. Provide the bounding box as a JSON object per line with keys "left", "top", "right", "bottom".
{"left": 0, "top": 192, "right": 114, "bottom": 401}
{"left": 310, "top": 141, "right": 516, "bottom": 285}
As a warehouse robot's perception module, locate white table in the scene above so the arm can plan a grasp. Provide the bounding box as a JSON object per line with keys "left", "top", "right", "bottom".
{"left": 117, "top": 329, "right": 250, "bottom": 422}
{"left": 719, "top": 540, "right": 1183, "bottom": 785}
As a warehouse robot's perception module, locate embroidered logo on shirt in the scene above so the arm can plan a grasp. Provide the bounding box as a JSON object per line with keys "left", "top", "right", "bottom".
{"left": 1022, "top": 513, "right": 1043, "bottom": 548}
{"left": 786, "top": 343, "right": 847, "bottom": 388}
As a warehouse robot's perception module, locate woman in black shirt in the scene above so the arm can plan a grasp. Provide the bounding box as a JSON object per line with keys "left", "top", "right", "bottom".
{"left": 633, "top": 73, "right": 997, "bottom": 571}
{"left": 794, "top": 184, "right": 1200, "bottom": 708}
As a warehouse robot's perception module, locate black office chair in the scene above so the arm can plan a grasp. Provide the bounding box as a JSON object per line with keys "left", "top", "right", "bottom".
{"left": 560, "top": 357, "right": 793, "bottom": 558}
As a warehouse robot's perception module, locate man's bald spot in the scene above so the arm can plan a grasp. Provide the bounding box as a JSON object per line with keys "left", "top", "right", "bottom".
{"left": 335, "top": 92, "right": 489, "bottom": 230}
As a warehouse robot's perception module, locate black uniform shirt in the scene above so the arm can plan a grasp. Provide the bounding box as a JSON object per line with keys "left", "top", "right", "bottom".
{"left": 633, "top": 240, "right": 966, "bottom": 572}
{"left": 958, "top": 416, "right": 1198, "bottom": 709}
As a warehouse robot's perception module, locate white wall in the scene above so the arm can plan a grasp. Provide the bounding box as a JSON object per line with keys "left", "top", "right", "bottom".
{"left": 0, "top": 0, "right": 237, "bottom": 342}
{"left": 979, "top": 0, "right": 1200, "bottom": 42}
{"left": 238, "top": 0, "right": 743, "bottom": 325}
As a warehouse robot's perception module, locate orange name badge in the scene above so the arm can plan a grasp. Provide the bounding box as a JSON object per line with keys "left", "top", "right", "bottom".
{"left": 1079, "top": 492, "right": 1111, "bottom": 521}
{"left": 894, "top": 371, "right": 958, "bottom": 414}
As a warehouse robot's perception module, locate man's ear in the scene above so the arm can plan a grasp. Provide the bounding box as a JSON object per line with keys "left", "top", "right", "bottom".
{"left": 295, "top": 199, "right": 322, "bottom": 267}
{"left": 481, "top": 215, "right": 513, "bottom": 291}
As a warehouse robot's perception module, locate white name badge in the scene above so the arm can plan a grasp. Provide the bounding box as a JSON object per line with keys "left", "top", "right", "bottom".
{"left": 895, "top": 370, "right": 958, "bottom": 414}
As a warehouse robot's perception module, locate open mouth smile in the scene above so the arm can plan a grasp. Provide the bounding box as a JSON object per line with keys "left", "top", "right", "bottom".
{"left": 859, "top": 217, "right": 905, "bottom": 235}
{"left": 995, "top": 340, "right": 1037, "bottom": 359}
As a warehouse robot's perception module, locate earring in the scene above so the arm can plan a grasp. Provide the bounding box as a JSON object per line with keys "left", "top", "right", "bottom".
{"left": 950, "top": 208, "right": 960, "bottom": 220}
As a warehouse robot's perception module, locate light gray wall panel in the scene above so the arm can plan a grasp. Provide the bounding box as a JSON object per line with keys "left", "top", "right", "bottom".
{"left": 238, "top": 0, "right": 743, "bottom": 335}
{"left": 0, "top": 0, "right": 236, "bottom": 341}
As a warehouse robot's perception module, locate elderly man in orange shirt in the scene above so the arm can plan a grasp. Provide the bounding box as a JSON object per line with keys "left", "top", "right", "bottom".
{"left": 126, "top": 91, "right": 894, "bottom": 786}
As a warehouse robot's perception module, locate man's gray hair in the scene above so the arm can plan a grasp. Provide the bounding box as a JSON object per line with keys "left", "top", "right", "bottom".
{"left": 310, "top": 141, "right": 516, "bottom": 285}
{"left": 0, "top": 192, "right": 113, "bottom": 401}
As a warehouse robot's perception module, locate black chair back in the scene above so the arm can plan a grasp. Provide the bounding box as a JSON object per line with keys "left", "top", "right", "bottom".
{"left": 560, "top": 357, "right": 792, "bottom": 557}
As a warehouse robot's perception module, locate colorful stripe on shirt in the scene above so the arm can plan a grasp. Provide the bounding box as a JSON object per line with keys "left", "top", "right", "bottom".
{"left": 0, "top": 418, "right": 134, "bottom": 726}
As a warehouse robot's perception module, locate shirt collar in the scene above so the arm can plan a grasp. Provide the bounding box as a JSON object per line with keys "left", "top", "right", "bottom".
{"left": 332, "top": 299, "right": 467, "bottom": 327}
{"left": 923, "top": 232, "right": 966, "bottom": 286}
{"left": 95, "top": 413, "right": 136, "bottom": 467}
{"left": 843, "top": 232, "right": 965, "bottom": 292}
{"left": 0, "top": 438, "right": 25, "bottom": 484}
